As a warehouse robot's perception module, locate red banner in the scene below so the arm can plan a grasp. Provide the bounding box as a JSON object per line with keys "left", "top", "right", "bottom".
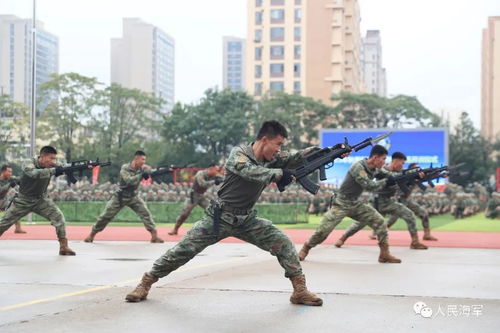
{"left": 92, "top": 166, "right": 100, "bottom": 184}
{"left": 496, "top": 167, "right": 500, "bottom": 191}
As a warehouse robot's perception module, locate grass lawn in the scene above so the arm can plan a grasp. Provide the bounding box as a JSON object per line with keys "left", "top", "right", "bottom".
{"left": 11, "top": 213, "right": 499, "bottom": 233}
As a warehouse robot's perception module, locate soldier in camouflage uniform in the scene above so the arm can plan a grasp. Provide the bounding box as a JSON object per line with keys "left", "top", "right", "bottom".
{"left": 0, "top": 165, "right": 26, "bottom": 233}
{"left": 377, "top": 162, "right": 438, "bottom": 241}
{"left": 126, "top": 121, "right": 328, "bottom": 306}
{"left": 0, "top": 146, "right": 75, "bottom": 255}
{"left": 298, "top": 145, "right": 402, "bottom": 264}
{"left": 338, "top": 153, "right": 428, "bottom": 249}
{"left": 84, "top": 151, "right": 164, "bottom": 243}
{"left": 485, "top": 192, "right": 500, "bottom": 219}
{"left": 168, "top": 164, "right": 223, "bottom": 235}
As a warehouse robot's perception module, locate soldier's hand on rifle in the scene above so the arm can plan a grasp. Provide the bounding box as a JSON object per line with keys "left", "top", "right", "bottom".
{"left": 9, "top": 179, "right": 18, "bottom": 188}
{"left": 214, "top": 177, "right": 223, "bottom": 185}
{"left": 142, "top": 171, "right": 151, "bottom": 180}
{"left": 54, "top": 166, "right": 65, "bottom": 177}
{"left": 418, "top": 172, "right": 425, "bottom": 179}
{"left": 333, "top": 143, "right": 350, "bottom": 158}
{"left": 386, "top": 175, "right": 396, "bottom": 186}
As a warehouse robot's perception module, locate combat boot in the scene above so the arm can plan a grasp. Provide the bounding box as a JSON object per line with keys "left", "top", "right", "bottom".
{"left": 423, "top": 228, "right": 438, "bottom": 241}
{"left": 125, "top": 272, "right": 158, "bottom": 302}
{"left": 84, "top": 230, "right": 98, "bottom": 243}
{"left": 298, "top": 243, "right": 311, "bottom": 261}
{"left": 334, "top": 234, "right": 348, "bottom": 248}
{"left": 150, "top": 229, "right": 164, "bottom": 243}
{"left": 58, "top": 238, "right": 76, "bottom": 256}
{"left": 14, "top": 222, "right": 27, "bottom": 234}
{"left": 289, "top": 274, "right": 323, "bottom": 306}
{"left": 378, "top": 243, "right": 401, "bottom": 263}
{"left": 410, "top": 233, "right": 428, "bottom": 249}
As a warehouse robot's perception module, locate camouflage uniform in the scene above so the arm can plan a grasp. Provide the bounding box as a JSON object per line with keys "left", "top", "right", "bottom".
{"left": 306, "top": 159, "right": 392, "bottom": 247}
{"left": 90, "top": 163, "right": 157, "bottom": 233}
{"left": 171, "top": 170, "right": 221, "bottom": 231}
{"left": 485, "top": 192, "right": 500, "bottom": 219}
{"left": 0, "top": 158, "right": 67, "bottom": 239}
{"left": 150, "top": 143, "right": 311, "bottom": 279}
{"left": 0, "top": 177, "right": 15, "bottom": 210}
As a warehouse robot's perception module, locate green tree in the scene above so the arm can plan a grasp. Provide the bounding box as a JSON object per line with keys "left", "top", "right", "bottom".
{"left": 86, "top": 83, "right": 164, "bottom": 181}
{"left": 161, "top": 88, "right": 254, "bottom": 165}
{"left": 449, "top": 112, "right": 495, "bottom": 186}
{"left": 331, "top": 92, "right": 441, "bottom": 129}
{"left": 0, "top": 94, "right": 29, "bottom": 162}
{"left": 37, "top": 73, "right": 103, "bottom": 162}
{"left": 251, "top": 93, "right": 334, "bottom": 149}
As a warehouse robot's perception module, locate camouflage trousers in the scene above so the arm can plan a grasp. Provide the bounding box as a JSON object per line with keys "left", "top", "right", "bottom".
{"left": 0, "top": 195, "right": 66, "bottom": 238}
{"left": 92, "top": 194, "right": 156, "bottom": 232}
{"left": 307, "top": 197, "right": 389, "bottom": 247}
{"left": 386, "top": 198, "right": 429, "bottom": 229}
{"left": 486, "top": 209, "right": 500, "bottom": 219}
{"left": 176, "top": 191, "right": 209, "bottom": 224}
{"left": 150, "top": 204, "right": 302, "bottom": 279}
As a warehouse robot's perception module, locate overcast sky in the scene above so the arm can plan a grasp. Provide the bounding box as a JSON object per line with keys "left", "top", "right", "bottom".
{"left": 1, "top": 0, "right": 499, "bottom": 128}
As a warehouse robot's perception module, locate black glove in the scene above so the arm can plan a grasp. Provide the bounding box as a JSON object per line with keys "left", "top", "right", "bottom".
{"left": 54, "top": 166, "right": 65, "bottom": 177}
{"left": 214, "top": 177, "right": 223, "bottom": 185}
{"left": 9, "top": 179, "right": 18, "bottom": 187}
{"left": 385, "top": 175, "right": 396, "bottom": 186}
{"left": 142, "top": 171, "right": 150, "bottom": 180}
{"left": 276, "top": 169, "right": 294, "bottom": 192}
{"left": 332, "top": 143, "right": 345, "bottom": 150}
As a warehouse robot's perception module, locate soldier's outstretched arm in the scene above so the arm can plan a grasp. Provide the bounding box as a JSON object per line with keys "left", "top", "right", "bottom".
{"left": 225, "top": 147, "right": 282, "bottom": 184}
{"left": 120, "top": 166, "right": 143, "bottom": 185}
{"left": 23, "top": 161, "right": 56, "bottom": 179}
{"left": 270, "top": 146, "right": 321, "bottom": 169}
{"left": 350, "top": 166, "right": 387, "bottom": 191}
{"left": 194, "top": 170, "right": 215, "bottom": 187}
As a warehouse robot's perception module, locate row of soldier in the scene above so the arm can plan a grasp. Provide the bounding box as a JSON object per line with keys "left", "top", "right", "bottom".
{"left": 0, "top": 120, "right": 499, "bottom": 307}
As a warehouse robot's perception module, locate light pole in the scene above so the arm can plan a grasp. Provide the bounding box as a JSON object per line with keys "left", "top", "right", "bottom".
{"left": 30, "top": 0, "right": 37, "bottom": 158}
{"left": 28, "top": 0, "right": 37, "bottom": 225}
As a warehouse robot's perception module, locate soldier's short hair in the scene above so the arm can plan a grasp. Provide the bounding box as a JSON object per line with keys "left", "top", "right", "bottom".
{"left": 208, "top": 162, "right": 218, "bottom": 168}
{"left": 392, "top": 152, "right": 407, "bottom": 160}
{"left": 409, "top": 162, "right": 419, "bottom": 169}
{"left": 1, "top": 164, "right": 11, "bottom": 173}
{"left": 134, "top": 150, "right": 146, "bottom": 157}
{"left": 369, "top": 145, "right": 388, "bottom": 157}
{"left": 256, "top": 120, "right": 288, "bottom": 140}
{"left": 40, "top": 146, "right": 57, "bottom": 155}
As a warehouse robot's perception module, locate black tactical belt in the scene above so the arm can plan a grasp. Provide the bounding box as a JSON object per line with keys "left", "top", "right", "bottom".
{"left": 222, "top": 205, "right": 252, "bottom": 215}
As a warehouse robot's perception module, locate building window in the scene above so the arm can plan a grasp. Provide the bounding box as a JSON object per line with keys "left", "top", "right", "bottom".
{"left": 270, "top": 9, "right": 285, "bottom": 24}
{"left": 255, "top": 29, "right": 262, "bottom": 42}
{"left": 255, "top": 65, "right": 262, "bottom": 78}
{"left": 270, "top": 28, "right": 285, "bottom": 42}
{"left": 255, "top": 47, "right": 262, "bottom": 60}
{"left": 271, "top": 0, "right": 285, "bottom": 5}
{"left": 270, "top": 63, "right": 284, "bottom": 77}
{"left": 255, "top": 11, "right": 263, "bottom": 25}
{"left": 295, "top": 0, "right": 302, "bottom": 5}
{"left": 256, "top": 0, "right": 262, "bottom": 7}
{"left": 294, "top": 63, "right": 301, "bottom": 77}
{"left": 294, "top": 27, "right": 301, "bottom": 41}
{"left": 227, "top": 42, "right": 242, "bottom": 52}
{"left": 255, "top": 82, "right": 263, "bottom": 96}
{"left": 294, "top": 45, "right": 301, "bottom": 59}
{"left": 270, "top": 81, "right": 284, "bottom": 92}
{"left": 294, "top": 81, "right": 301, "bottom": 94}
{"left": 270, "top": 45, "right": 284, "bottom": 59}
{"left": 294, "top": 9, "right": 302, "bottom": 23}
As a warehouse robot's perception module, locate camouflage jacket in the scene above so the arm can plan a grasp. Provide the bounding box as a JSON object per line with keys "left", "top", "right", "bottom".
{"left": 217, "top": 143, "right": 314, "bottom": 210}
{"left": 118, "top": 163, "right": 145, "bottom": 196}
{"left": 192, "top": 170, "right": 218, "bottom": 194}
{"left": 18, "top": 157, "right": 58, "bottom": 199}
{"left": 338, "top": 159, "right": 389, "bottom": 201}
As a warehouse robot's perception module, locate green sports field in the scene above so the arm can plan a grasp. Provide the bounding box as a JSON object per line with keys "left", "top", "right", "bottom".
{"left": 9, "top": 213, "right": 499, "bottom": 233}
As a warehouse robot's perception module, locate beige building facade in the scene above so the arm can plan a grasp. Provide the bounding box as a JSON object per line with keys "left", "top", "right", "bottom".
{"left": 111, "top": 18, "right": 175, "bottom": 114}
{"left": 245, "top": 0, "right": 364, "bottom": 105}
{"left": 481, "top": 16, "right": 500, "bottom": 141}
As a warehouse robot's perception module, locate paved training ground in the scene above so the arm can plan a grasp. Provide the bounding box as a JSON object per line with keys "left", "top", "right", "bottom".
{"left": 1, "top": 227, "right": 500, "bottom": 332}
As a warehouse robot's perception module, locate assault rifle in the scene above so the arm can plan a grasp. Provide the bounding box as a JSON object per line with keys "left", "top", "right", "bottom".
{"left": 57, "top": 158, "right": 111, "bottom": 184}
{"left": 388, "top": 163, "right": 465, "bottom": 195}
{"left": 277, "top": 132, "right": 393, "bottom": 194}
{"left": 142, "top": 165, "right": 186, "bottom": 180}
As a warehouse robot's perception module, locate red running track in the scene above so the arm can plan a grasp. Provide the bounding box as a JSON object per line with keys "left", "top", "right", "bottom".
{"left": 2, "top": 225, "right": 499, "bottom": 249}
